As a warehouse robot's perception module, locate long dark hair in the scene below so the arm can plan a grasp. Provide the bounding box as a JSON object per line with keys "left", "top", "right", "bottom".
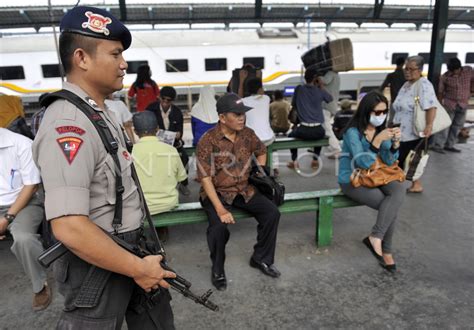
{"left": 133, "top": 64, "right": 155, "bottom": 89}
{"left": 343, "top": 91, "right": 389, "bottom": 135}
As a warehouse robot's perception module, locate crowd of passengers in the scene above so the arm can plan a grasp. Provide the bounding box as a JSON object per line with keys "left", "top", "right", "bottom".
{"left": 0, "top": 55, "right": 472, "bottom": 310}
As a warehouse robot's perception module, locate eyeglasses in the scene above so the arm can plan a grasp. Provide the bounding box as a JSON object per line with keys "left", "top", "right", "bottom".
{"left": 371, "top": 109, "right": 388, "bottom": 116}
{"left": 404, "top": 67, "right": 420, "bottom": 73}
{"left": 161, "top": 97, "right": 173, "bottom": 102}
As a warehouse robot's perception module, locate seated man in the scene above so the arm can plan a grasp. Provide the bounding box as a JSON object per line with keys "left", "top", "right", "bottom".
{"left": 196, "top": 93, "right": 281, "bottom": 291}
{"left": 287, "top": 67, "right": 332, "bottom": 170}
{"left": 132, "top": 111, "right": 187, "bottom": 240}
{"left": 0, "top": 128, "right": 51, "bottom": 311}
{"left": 146, "top": 86, "right": 190, "bottom": 195}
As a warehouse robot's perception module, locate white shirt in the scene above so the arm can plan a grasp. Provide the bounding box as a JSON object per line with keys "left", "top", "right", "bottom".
{"left": 160, "top": 104, "right": 171, "bottom": 130}
{"left": 243, "top": 94, "right": 275, "bottom": 142}
{"left": 392, "top": 77, "right": 437, "bottom": 142}
{"left": 105, "top": 99, "right": 133, "bottom": 124}
{"left": 0, "top": 128, "right": 41, "bottom": 206}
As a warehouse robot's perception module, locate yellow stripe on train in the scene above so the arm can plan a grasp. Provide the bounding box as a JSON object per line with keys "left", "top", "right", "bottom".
{"left": 0, "top": 67, "right": 395, "bottom": 95}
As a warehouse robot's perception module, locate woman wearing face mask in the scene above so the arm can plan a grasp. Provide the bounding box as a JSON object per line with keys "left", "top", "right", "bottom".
{"left": 338, "top": 91, "right": 404, "bottom": 273}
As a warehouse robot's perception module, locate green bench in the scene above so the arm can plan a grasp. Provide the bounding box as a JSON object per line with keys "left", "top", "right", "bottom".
{"left": 151, "top": 189, "right": 360, "bottom": 247}
{"left": 184, "top": 137, "right": 329, "bottom": 167}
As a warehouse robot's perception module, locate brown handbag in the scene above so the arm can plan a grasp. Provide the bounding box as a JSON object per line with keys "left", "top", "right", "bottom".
{"left": 350, "top": 157, "right": 406, "bottom": 188}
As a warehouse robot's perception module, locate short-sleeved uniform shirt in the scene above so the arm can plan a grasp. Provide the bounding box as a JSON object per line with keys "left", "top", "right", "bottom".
{"left": 32, "top": 82, "right": 143, "bottom": 233}
{"left": 196, "top": 123, "right": 266, "bottom": 205}
{"left": 0, "top": 128, "right": 41, "bottom": 206}
{"left": 392, "top": 77, "right": 437, "bottom": 142}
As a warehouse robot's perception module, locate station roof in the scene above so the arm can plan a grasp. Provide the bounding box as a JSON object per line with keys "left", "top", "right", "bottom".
{"left": 0, "top": 2, "right": 473, "bottom": 30}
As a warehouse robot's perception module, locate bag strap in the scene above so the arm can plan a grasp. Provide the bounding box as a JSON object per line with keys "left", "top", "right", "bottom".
{"left": 42, "top": 90, "right": 124, "bottom": 233}
{"left": 414, "top": 137, "right": 428, "bottom": 153}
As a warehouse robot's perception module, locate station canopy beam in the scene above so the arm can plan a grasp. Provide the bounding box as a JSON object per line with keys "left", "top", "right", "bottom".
{"left": 0, "top": 3, "right": 472, "bottom": 30}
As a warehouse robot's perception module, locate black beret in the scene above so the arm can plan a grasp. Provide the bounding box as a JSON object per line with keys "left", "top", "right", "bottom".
{"left": 60, "top": 6, "right": 132, "bottom": 50}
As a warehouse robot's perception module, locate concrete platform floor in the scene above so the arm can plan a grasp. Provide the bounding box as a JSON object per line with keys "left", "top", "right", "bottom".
{"left": 1, "top": 138, "right": 473, "bottom": 329}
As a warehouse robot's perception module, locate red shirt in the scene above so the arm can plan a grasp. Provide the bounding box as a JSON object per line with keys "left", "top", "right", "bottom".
{"left": 439, "top": 66, "right": 473, "bottom": 110}
{"left": 128, "top": 82, "right": 160, "bottom": 112}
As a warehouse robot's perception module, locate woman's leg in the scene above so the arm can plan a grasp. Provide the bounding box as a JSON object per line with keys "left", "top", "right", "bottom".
{"left": 399, "top": 139, "right": 424, "bottom": 192}
{"left": 378, "top": 181, "right": 405, "bottom": 254}
{"left": 340, "top": 183, "right": 385, "bottom": 255}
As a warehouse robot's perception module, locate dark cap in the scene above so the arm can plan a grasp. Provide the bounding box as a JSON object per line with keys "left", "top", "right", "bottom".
{"left": 132, "top": 111, "right": 158, "bottom": 133}
{"left": 60, "top": 6, "right": 132, "bottom": 50}
{"left": 216, "top": 93, "right": 252, "bottom": 114}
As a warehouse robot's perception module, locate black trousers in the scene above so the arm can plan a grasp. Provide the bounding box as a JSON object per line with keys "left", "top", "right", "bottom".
{"left": 200, "top": 192, "right": 280, "bottom": 275}
{"left": 288, "top": 125, "right": 326, "bottom": 161}
{"left": 53, "top": 229, "right": 174, "bottom": 330}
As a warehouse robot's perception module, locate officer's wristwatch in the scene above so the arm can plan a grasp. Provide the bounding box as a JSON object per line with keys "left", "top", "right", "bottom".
{"left": 5, "top": 213, "right": 16, "bottom": 224}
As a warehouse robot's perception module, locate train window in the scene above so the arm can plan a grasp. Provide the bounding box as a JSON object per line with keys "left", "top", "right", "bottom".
{"left": 205, "top": 58, "right": 227, "bottom": 71}
{"left": 126, "top": 60, "right": 148, "bottom": 74}
{"left": 466, "top": 53, "right": 474, "bottom": 64}
{"left": 41, "top": 64, "right": 62, "bottom": 78}
{"left": 243, "top": 57, "right": 265, "bottom": 70}
{"left": 166, "top": 59, "right": 188, "bottom": 73}
{"left": 0, "top": 66, "right": 25, "bottom": 80}
{"left": 443, "top": 53, "right": 458, "bottom": 63}
{"left": 391, "top": 53, "right": 408, "bottom": 64}
{"left": 418, "top": 53, "right": 430, "bottom": 64}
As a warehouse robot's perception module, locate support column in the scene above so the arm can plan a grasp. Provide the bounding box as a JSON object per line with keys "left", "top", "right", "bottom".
{"left": 427, "top": 0, "right": 449, "bottom": 92}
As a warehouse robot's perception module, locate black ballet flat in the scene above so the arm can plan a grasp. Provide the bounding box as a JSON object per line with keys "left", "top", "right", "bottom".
{"left": 381, "top": 263, "right": 397, "bottom": 273}
{"left": 362, "top": 237, "right": 384, "bottom": 263}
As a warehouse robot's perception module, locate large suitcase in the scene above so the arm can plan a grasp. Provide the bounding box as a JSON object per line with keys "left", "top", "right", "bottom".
{"left": 301, "top": 38, "right": 354, "bottom": 73}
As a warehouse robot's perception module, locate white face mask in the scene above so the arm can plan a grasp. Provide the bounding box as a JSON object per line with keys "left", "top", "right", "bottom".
{"left": 369, "top": 114, "right": 387, "bottom": 127}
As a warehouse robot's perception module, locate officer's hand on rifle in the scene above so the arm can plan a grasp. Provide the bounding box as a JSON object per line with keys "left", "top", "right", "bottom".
{"left": 133, "top": 255, "right": 176, "bottom": 292}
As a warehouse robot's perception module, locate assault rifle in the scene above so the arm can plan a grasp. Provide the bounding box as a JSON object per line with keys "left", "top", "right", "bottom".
{"left": 39, "top": 237, "right": 219, "bottom": 312}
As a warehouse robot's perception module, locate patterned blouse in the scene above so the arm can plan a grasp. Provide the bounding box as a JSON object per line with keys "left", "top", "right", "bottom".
{"left": 196, "top": 122, "right": 266, "bottom": 204}
{"left": 392, "top": 77, "right": 437, "bottom": 142}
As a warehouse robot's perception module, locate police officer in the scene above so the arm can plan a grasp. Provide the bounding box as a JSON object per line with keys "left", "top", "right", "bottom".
{"left": 32, "top": 6, "right": 176, "bottom": 329}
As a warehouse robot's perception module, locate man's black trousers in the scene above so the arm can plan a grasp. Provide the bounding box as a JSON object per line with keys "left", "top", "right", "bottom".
{"left": 200, "top": 192, "right": 280, "bottom": 275}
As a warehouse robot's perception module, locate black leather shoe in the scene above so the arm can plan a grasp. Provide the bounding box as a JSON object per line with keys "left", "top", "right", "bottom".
{"left": 249, "top": 258, "right": 281, "bottom": 278}
{"left": 211, "top": 272, "right": 227, "bottom": 291}
{"left": 444, "top": 146, "right": 461, "bottom": 153}
{"left": 362, "top": 237, "right": 384, "bottom": 263}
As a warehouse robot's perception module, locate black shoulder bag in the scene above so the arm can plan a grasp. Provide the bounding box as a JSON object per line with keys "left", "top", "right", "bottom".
{"left": 248, "top": 161, "right": 285, "bottom": 206}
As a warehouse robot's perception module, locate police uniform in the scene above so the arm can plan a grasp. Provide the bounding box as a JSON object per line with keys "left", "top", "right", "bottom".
{"left": 32, "top": 6, "right": 173, "bottom": 330}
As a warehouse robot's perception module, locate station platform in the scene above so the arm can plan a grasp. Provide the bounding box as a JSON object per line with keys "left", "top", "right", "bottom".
{"left": 1, "top": 136, "right": 473, "bottom": 329}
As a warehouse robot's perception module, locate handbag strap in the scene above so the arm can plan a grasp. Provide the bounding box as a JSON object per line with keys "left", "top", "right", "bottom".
{"left": 414, "top": 137, "right": 428, "bottom": 153}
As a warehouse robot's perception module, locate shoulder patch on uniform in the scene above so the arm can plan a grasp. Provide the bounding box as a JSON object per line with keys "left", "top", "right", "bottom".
{"left": 57, "top": 137, "right": 83, "bottom": 165}
{"left": 56, "top": 126, "right": 86, "bottom": 136}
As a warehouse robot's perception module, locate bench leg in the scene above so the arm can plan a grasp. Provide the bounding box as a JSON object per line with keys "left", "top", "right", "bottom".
{"left": 316, "top": 196, "right": 334, "bottom": 247}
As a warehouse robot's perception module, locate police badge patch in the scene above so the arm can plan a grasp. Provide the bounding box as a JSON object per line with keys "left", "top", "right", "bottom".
{"left": 82, "top": 11, "right": 112, "bottom": 36}
{"left": 57, "top": 137, "right": 84, "bottom": 164}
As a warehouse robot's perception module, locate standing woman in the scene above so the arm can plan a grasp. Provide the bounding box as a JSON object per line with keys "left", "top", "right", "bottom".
{"left": 190, "top": 85, "right": 218, "bottom": 146}
{"left": 392, "top": 56, "right": 437, "bottom": 193}
{"left": 338, "top": 91, "right": 404, "bottom": 272}
{"left": 128, "top": 64, "right": 160, "bottom": 112}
